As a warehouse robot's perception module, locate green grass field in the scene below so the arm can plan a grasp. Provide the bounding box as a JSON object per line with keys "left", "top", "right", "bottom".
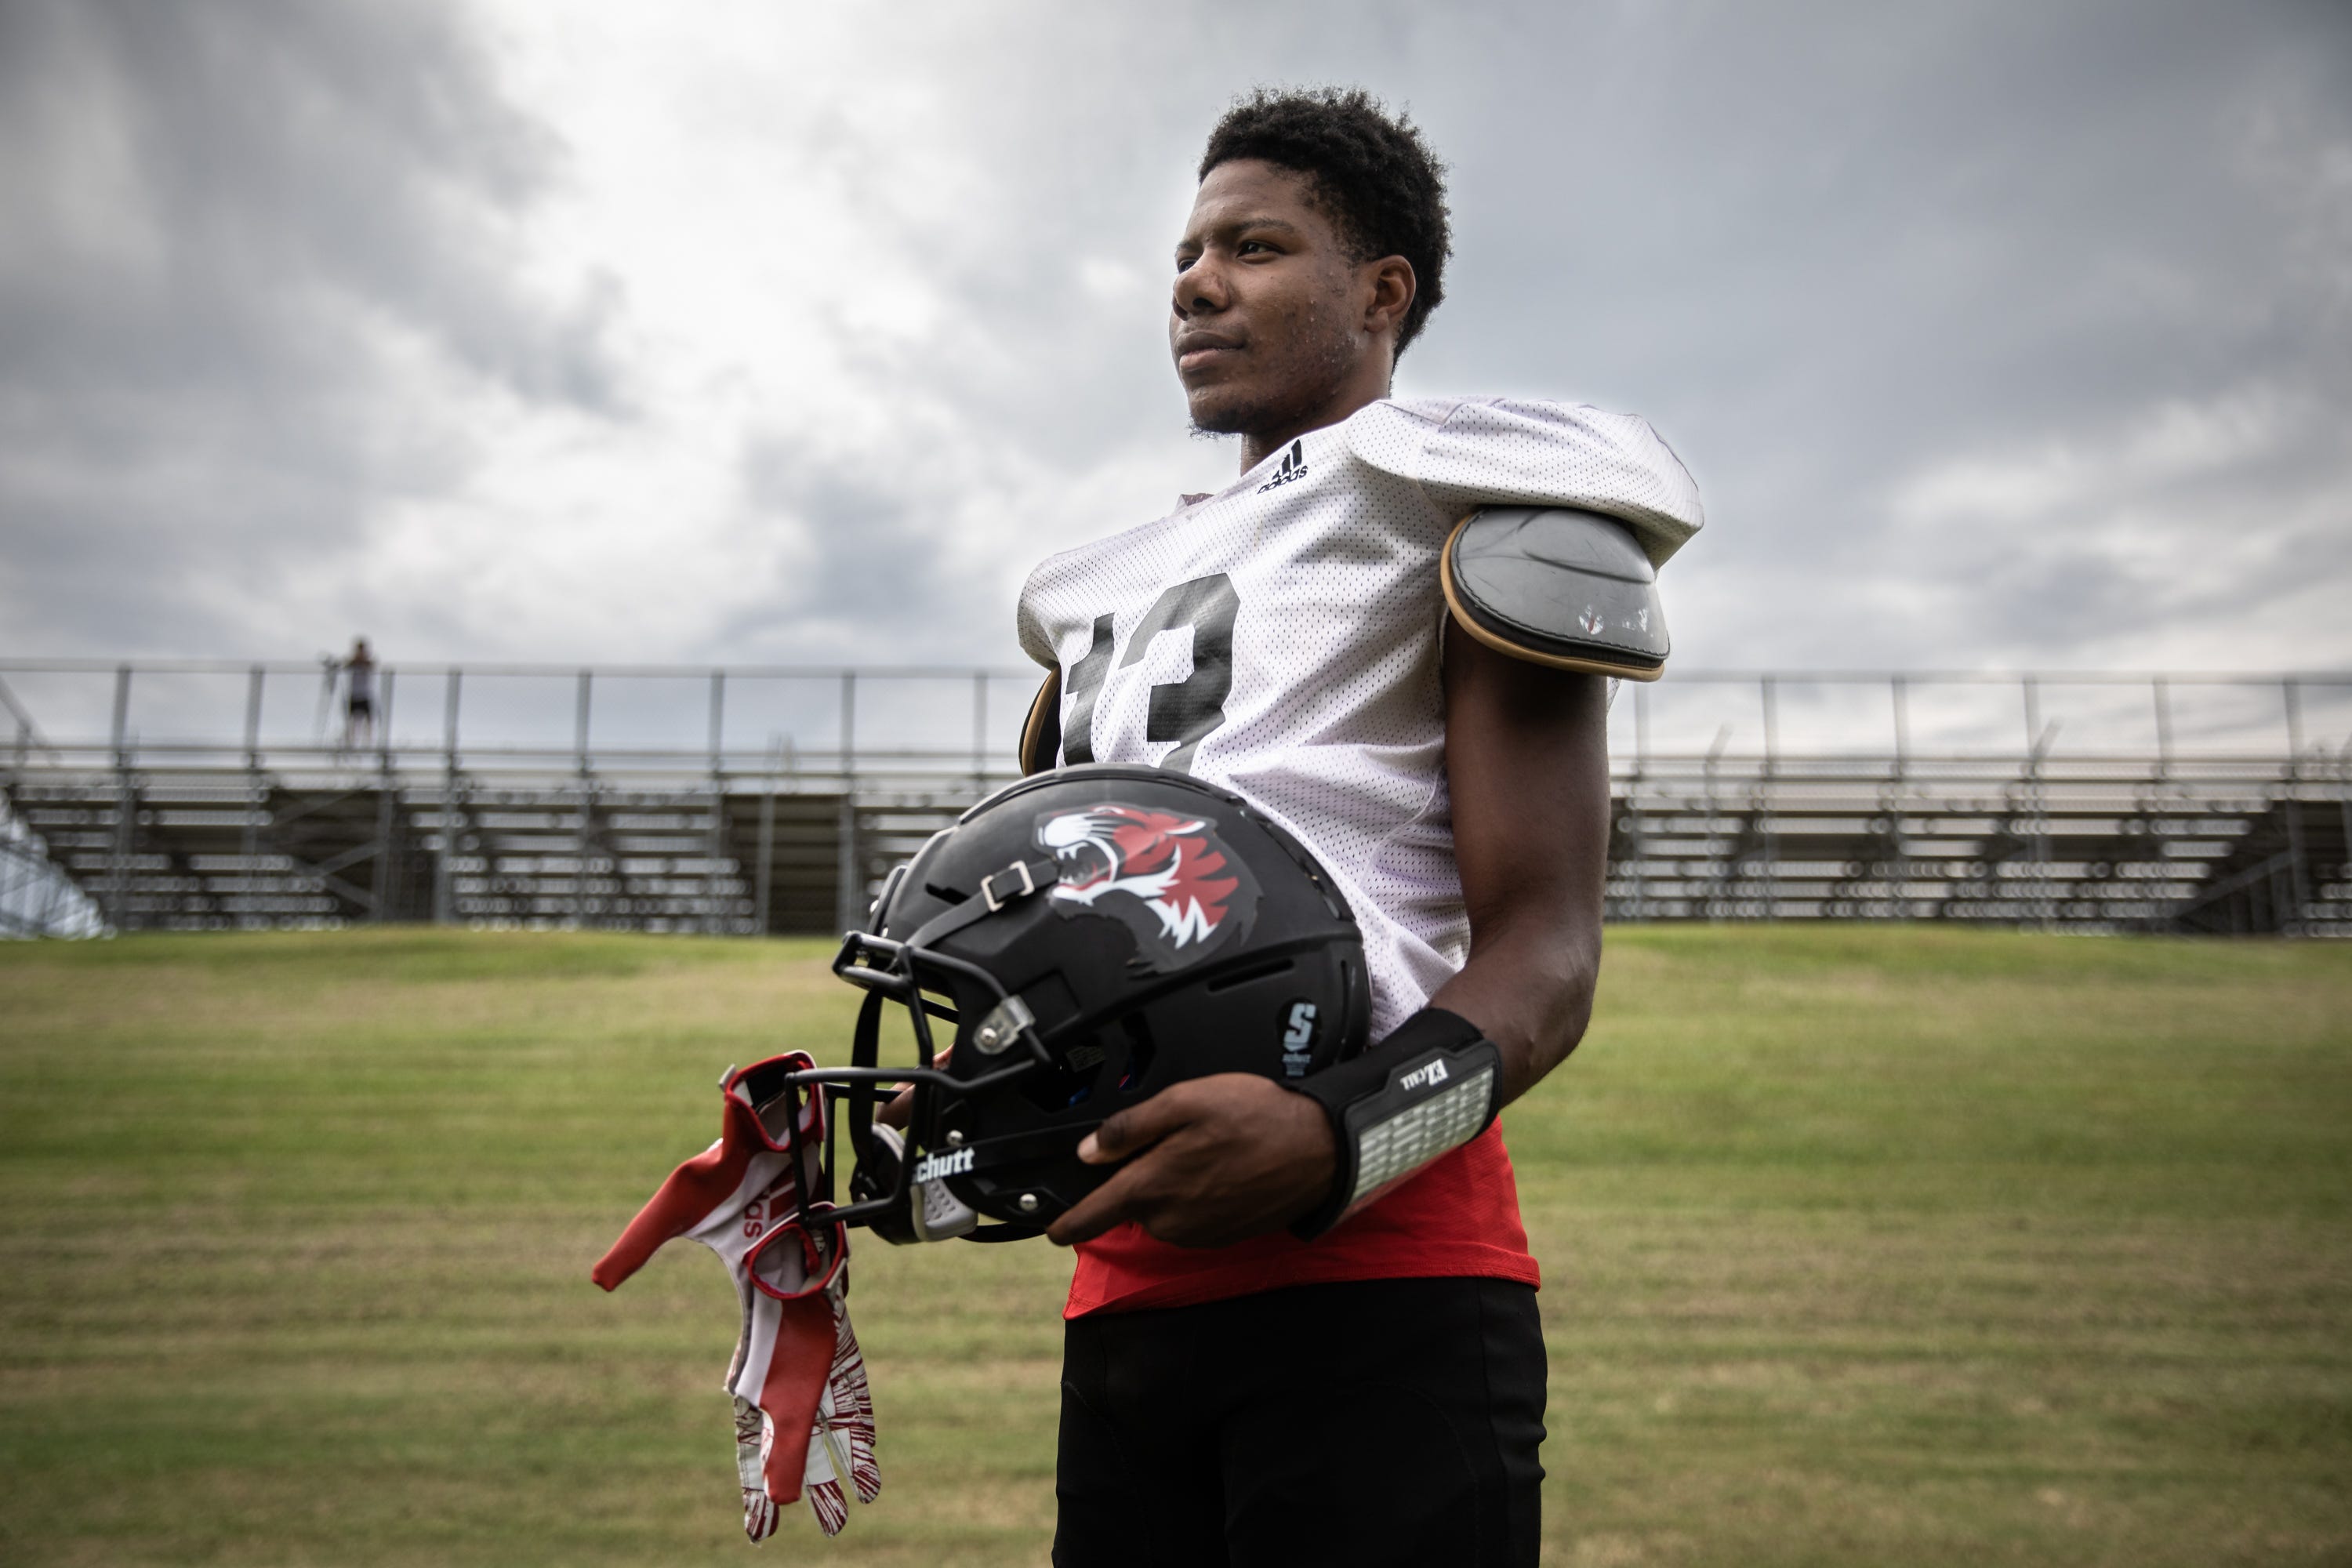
{"left": 2, "top": 926, "right": 2349, "bottom": 1566}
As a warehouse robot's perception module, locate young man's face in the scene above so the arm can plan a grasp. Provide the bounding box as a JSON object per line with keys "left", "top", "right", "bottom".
{"left": 1169, "top": 158, "right": 1388, "bottom": 441}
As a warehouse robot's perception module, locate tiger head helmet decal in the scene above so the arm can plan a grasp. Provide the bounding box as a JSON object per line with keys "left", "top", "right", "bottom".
{"left": 1036, "top": 803, "right": 1259, "bottom": 969}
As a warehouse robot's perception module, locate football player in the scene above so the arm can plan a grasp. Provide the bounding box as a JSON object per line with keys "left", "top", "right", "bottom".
{"left": 1014, "top": 88, "right": 1704, "bottom": 1566}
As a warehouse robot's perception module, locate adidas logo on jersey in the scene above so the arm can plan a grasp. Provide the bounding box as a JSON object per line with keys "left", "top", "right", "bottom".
{"left": 1254, "top": 439, "right": 1308, "bottom": 493}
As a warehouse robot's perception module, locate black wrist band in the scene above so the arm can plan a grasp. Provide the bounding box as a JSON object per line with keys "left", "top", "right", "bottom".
{"left": 1286, "top": 1006, "right": 1504, "bottom": 1241}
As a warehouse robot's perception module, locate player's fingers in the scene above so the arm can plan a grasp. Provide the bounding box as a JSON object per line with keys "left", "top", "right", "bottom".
{"left": 1046, "top": 1156, "right": 1167, "bottom": 1247}
{"left": 876, "top": 1047, "right": 952, "bottom": 1129}
{"left": 1078, "top": 1083, "right": 1200, "bottom": 1163}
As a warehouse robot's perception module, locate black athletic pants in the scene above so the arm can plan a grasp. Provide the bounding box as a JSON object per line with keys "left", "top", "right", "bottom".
{"left": 1053, "top": 1276, "right": 1545, "bottom": 1567}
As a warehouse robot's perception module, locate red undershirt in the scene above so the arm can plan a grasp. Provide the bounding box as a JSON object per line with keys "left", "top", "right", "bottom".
{"left": 1063, "top": 1120, "right": 1538, "bottom": 1318}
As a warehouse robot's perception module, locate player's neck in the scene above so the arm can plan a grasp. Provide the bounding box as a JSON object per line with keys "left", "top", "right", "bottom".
{"left": 1237, "top": 367, "right": 1393, "bottom": 474}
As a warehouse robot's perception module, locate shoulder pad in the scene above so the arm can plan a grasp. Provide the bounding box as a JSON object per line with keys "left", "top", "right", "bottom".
{"left": 1440, "top": 506, "right": 1669, "bottom": 681}
{"left": 1017, "top": 667, "right": 1062, "bottom": 775}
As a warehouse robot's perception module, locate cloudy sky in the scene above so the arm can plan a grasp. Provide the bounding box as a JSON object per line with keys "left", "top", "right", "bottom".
{"left": 2, "top": 0, "right": 2347, "bottom": 680}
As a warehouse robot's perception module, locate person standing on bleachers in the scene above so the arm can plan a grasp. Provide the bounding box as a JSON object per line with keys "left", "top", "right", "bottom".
{"left": 343, "top": 637, "right": 376, "bottom": 753}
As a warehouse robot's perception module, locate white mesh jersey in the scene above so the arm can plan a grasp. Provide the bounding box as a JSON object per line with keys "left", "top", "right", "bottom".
{"left": 1016, "top": 397, "right": 1703, "bottom": 1037}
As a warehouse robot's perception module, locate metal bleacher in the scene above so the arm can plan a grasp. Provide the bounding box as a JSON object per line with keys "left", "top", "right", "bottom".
{"left": 1604, "top": 672, "right": 2348, "bottom": 934}
{"left": 2, "top": 660, "right": 2346, "bottom": 938}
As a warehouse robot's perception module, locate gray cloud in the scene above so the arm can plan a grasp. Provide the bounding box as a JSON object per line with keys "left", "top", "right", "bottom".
{"left": 0, "top": 0, "right": 621, "bottom": 656}
{"left": 1385, "top": 0, "right": 2352, "bottom": 667}
{"left": 0, "top": 0, "right": 2344, "bottom": 679}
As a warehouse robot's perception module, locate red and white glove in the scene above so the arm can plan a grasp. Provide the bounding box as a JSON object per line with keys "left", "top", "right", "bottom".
{"left": 753, "top": 1282, "right": 880, "bottom": 1535}
{"left": 593, "top": 1054, "right": 881, "bottom": 1540}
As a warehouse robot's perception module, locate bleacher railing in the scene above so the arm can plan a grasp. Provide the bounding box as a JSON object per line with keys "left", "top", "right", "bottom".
{"left": 3, "top": 660, "right": 2347, "bottom": 773}
{"left": 3, "top": 660, "right": 2347, "bottom": 937}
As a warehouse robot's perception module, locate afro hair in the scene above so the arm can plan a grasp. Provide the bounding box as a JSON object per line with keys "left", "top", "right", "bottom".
{"left": 1198, "top": 87, "right": 1452, "bottom": 358}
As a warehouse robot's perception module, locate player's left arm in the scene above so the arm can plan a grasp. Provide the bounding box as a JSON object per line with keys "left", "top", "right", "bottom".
{"left": 1420, "top": 624, "right": 1610, "bottom": 1104}
{"left": 1045, "top": 626, "right": 1609, "bottom": 1249}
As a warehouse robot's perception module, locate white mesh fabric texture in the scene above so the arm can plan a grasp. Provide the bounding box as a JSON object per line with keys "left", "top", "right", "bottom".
{"left": 1016, "top": 397, "right": 1702, "bottom": 1036}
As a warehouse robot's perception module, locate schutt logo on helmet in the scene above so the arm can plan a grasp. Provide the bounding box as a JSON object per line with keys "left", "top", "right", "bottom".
{"left": 1035, "top": 804, "right": 1259, "bottom": 970}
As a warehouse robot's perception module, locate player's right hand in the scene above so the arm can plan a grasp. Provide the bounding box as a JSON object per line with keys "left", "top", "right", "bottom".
{"left": 1046, "top": 1072, "right": 1338, "bottom": 1249}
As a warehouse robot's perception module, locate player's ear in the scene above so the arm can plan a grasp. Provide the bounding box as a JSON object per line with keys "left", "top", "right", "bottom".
{"left": 1363, "top": 255, "right": 1416, "bottom": 340}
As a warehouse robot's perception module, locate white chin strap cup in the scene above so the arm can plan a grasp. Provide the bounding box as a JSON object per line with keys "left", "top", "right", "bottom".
{"left": 870, "top": 1124, "right": 980, "bottom": 1242}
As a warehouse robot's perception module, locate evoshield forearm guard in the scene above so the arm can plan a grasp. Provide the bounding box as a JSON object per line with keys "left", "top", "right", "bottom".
{"left": 1287, "top": 1007, "right": 1504, "bottom": 1240}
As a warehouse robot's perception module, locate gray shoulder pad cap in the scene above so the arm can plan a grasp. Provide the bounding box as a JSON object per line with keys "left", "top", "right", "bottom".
{"left": 1441, "top": 506, "right": 1670, "bottom": 681}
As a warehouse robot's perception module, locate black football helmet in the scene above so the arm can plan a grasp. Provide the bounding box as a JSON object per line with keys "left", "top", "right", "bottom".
{"left": 765, "top": 764, "right": 1370, "bottom": 1243}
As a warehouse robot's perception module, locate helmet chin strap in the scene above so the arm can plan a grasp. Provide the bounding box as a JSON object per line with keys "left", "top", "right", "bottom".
{"left": 900, "top": 855, "right": 1063, "bottom": 949}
